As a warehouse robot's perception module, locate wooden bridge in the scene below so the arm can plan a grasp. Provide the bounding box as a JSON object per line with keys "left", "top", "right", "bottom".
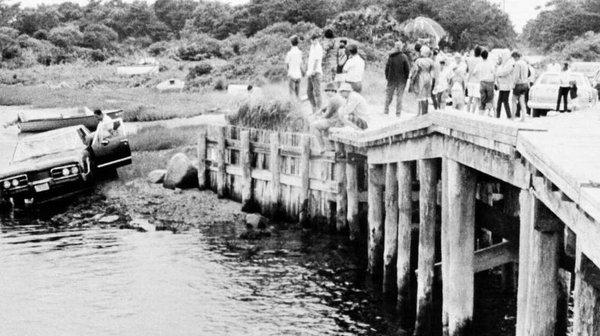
{"left": 197, "top": 109, "right": 600, "bottom": 336}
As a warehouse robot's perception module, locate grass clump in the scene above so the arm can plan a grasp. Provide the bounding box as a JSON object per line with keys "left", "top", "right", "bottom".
{"left": 227, "top": 96, "right": 308, "bottom": 132}
{"left": 128, "top": 125, "right": 202, "bottom": 152}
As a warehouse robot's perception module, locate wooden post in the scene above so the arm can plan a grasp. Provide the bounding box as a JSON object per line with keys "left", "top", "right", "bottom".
{"left": 516, "top": 190, "right": 533, "bottom": 336}
{"left": 197, "top": 128, "right": 207, "bottom": 189}
{"left": 524, "top": 198, "right": 560, "bottom": 336}
{"left": 346, "top": 153, "right": 360, "bottom": 241}
{"left": 414, "top": 159, "right": 439, "bottom": 336}
{"left": 383, "top": 163, "right": 399, "bottom": 295}
{"left": 269, "top": 132, "right": 281, "bottom": 216}
{"left": 442, "top": 159, "right": 476, "bottom": 336}
{"left": 216, "top": 126, "right": 227, "bottom": 198}
{"left": 573, "top": 244, "right": 600, "bottom": 335}
{"left": 397, "top": 160, "right": 414, "bottom": 328}
{"left": 367, "top": 164, "right": 385, "bottom": 277}
{"left": 441, "top": 158, "right": 450, "bottom": 331}
{"left": 240, "top": 130, "right": 253, "bottom": 210}
{"left": 335, "top": 143, "right": 347, "bottom": 233}
{"left": 299, "top": 135, "right": 311, "bottom": 226}
{"left": 556, "top": 269, "right": 571, "bottom": 336}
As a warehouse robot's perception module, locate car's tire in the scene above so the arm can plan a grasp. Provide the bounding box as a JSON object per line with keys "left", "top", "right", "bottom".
{"left": 532, "top": 109, "right": 541, "bottom": 118}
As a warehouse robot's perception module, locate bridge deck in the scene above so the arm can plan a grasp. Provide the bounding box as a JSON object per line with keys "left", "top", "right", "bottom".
{"left": 332, "top": 109, "right": 600, "bottom": 224}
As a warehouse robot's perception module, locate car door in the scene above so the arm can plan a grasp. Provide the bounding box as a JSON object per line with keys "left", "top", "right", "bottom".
{"left": 91, "top": 118, "right": 132, "bottom": 170}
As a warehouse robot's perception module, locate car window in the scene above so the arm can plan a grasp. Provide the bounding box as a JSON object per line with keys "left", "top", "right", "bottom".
{"left": 571, "top": 74, "right": 591, "bottom": 86}
{"left": 539, "top": 74, "right": 560, "bottom": 85}
{"left": 13, "top": 130, "right": 85, "bottom": 162}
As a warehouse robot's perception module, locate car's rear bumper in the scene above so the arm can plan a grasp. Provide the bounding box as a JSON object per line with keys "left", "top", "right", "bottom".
{"left": 1, "top": 175, "right": 89, "bottom": 201}
{"left": 528, "top": 99, "right": 595, "bottom": 111}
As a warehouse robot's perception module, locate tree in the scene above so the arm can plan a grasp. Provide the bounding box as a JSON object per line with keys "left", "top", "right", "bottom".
{"left": 182, "top": 0, "right": 234, "bottom": 39}
{"left": 80, "top": 23, "right": 118, "bottom": 50}
{"left": 14, "top": 5, "right": 60, "bottom": 35}
{"left": 153, "top": 0, "right": 197, "bottom": 37}
{"left": 48, "top": 24, "right": 83, "bottom": 49}
{"left": 56, "top": 2, "right": 83, "bottom": 23}
{"left": 0, "top": 0, "right": 20, "bottom": 27}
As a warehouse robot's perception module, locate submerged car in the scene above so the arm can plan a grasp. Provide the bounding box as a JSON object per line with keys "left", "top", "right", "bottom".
{"left": 0, "top": 124, "right": 131, "bottom": 206}
{"left": 528, "top": 71, "right": 598, "bottom": 117}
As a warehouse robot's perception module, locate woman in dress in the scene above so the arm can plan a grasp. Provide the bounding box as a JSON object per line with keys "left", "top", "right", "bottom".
{"left": 408, "top": 46, "right": 436, "bottom": 115}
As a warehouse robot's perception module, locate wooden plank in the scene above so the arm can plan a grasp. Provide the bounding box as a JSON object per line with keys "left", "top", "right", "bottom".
{"left": 397, "top": 160, "right": 414, "bottom": 329}
{"left": 367, "top": 164, "right": 385, "bottom": 277}
{"left": 197, "top": 129, "right": 207, "bottom": 189}
{"left": 443, "top": 159, "right": 476, "bottom": 336}
{"left": 473, "top": 241, "right": 517, "bottom": 273}
{"left": 240, "top": 130, "right": 253, "bottom": 209}
{"left": 299, "top": 136, "right": 311, "bottom": 225}
{"left": 269, "top": 133, "right": 281, "bottom": 216}
{"left": 573, "top": 242, "right": 600, "bottom": 335}
{"left": 415, "top": 159, "right": 438, "bottom": 336}
{"left": 347, "top": 159, "right": 360, "bottom": 241}
{"left": 516, "top": 190, "right": 533, "bottom": 336}
{"left": 216, "top": 126, "right": 227, "bottom": 198}
{"left": 367, "top": 134, "right": 444, "bottom": 164}
{"left": 335, "top": 143, "right": 347, "bottom": 232}
{"left": 383, "top": 163, "right": 399, "bottom": 295}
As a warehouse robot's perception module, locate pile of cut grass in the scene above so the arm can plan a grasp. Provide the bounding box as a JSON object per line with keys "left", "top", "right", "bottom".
{"left": 227, "top": 95, "right": 308, "bottom": 132}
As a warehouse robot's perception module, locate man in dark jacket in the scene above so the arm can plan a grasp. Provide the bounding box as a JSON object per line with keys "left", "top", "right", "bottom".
{"left": 384, "top": 41, "right": 411, "bottom": 116}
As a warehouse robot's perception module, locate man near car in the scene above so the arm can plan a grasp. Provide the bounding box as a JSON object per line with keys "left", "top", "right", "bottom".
{"left": 384, "top": 41, "right": 410, "bottom": 116}
{"left": 93, "top": 109, "right": 115, "bottom": 145}
{"left": 307, "top": 32, "right": 324, "bottom": 113}
{"left": 511, "top": 52, "right": 529, "bottom": 121}
{"left": 342, "top": 44, "right": 365, "bottom": 93}
{"left": 557, "top": 62, "right": 572, "bottom": 112}
{"left": 284, "top": 35, "right": 303, "bottom": 99}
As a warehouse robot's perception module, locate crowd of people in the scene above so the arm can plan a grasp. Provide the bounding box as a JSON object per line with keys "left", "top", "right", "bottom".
{"left": 284, "top": 29, "right": 577, "bottom": 152}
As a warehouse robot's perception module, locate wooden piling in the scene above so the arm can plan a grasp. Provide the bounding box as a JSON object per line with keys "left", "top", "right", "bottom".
{"left": 524, "top": 198, "right": 560, "bottom": 336}
{"left": 269, "top": 132, "right": 281, "bottom": 216}
{"left": 573, "top": 244, "right": 600, "bottom": 335}
{"left": 240, "top": 130, "right": 252, "bottom": 209}
{"left": 335, "top": 143, "right": 347, "bottom": 232}
{"left": 367, "top": 164, "right": 385, "bottom": 277}
{"left": 216, "top": 126, "right": 227, "bottom": 198}
{"left": 443, "top": 159, "right": 476, "bottom": 336}
{"left": 383, "top": 163, "right": 399, "bottom": 295}
{"left": 346, "top": 153, "right": 360, "bottom": 241}
{"left": 299, "top": 135, "right": 311, "bottom": 225}
{"left": 396, "top": 161, "right": 414, "bottom": 328}
{"left": 516, "top": 190, "right": 533, "bottom": 336}
{"left": 414, "top": 159, "right": 439, "bottom": 336}
{"left": 197, "top": 128, "right": 207, "bottom": 189}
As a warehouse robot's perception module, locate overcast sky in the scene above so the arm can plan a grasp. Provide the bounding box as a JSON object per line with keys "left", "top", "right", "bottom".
{"left": 7, "top": 0, "right": 545, "bottom": 32}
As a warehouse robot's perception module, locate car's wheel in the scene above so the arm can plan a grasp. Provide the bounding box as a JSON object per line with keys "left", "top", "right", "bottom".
{"left": 532, "top": 109, "right": 541, "bottom": 118}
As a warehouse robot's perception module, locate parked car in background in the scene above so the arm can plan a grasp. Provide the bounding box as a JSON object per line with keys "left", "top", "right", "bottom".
{"left": 0, "top": 124, "right": 131, "bottom": 206}
{"left": 528, "top": 71, "right": 598, "bottom": 117}
{"left": 569, "top": 62, "right": 600, "bottom": 81}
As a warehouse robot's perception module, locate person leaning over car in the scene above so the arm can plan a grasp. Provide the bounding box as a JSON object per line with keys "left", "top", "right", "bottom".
{"left": 89, "top": 109, "right": 115, "bottom": 146}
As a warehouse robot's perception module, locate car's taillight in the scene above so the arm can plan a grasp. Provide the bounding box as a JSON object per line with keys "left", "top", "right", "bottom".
{"left": 0, "top": 175, "right": 28, "bottom": 189}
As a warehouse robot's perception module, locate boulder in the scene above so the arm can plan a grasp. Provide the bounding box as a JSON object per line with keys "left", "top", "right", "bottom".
{"left": 245, "top": 213, "right": 268, "bottom": 229}
{"left": 163, "top": 153, "right": 198, "bottom": 189}
{"left": 98, "top": 215, "right": 120, "bottom": 223}
{"left": 148, "top": 169, "right": 167, "bottom": 184}
{"left": 129, "top": 218, "right": 155, "bottom": 232}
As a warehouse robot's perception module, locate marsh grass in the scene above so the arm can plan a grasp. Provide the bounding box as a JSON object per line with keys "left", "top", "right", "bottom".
{"left": 129, "top": 125, "right": 202, "bottom": 151}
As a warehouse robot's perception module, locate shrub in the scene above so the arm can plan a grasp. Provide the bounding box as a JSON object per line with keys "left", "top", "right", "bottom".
{"left": 48, "top": 25, "right": 83, "bottom": 49}
{"left": 2, "top": 44, "right": 21, "bottom": 60}
{"left": 556, "top": 31, "right": 600, "bottom": 61}
{"left": 327, "top": 6, "right": 404, "bottom": 48}
{"left": 213, "top": 77, "right": 227, "bottom": 90}
{"left": 33, "top": 29, "right": 48, "bottom": 40}
{"left": 129, "top": 125, "right": 197, "bottom": 151}
{"left": 81, "top": 23, "right": 118, "bottom": 50}
{"left": 220, "top": 33, "right": 249, "bottom": 59}
{"left": 0, "top": 27, "right": 19, "bottom": 38}
{"left": 187, "top": 62, "right": 213, "bottom": 79}
{"left": 177, "top": 33, "right": 221, "bottom": 60}
{"left": 148, "top": 41, "right": 169, "bottom": 56}
{"left": 227, "top": 97, "right": 307, "bottom": 132}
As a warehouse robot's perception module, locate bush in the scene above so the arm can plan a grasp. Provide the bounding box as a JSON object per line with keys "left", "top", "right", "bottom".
{"left": 129, "top": 125, "right": 196, "bottom": 152}
{"left": 214, "top": 77, "right": 227, "bottom": 90}
{"left": 48, "top": 25, "right": 83, "bottom": 49}
{"left": 177, "top": 33, "right": 221, "bottom": 61}
{"left": 220, "top": 33, "right": 249, "bottom": 59}
{"left": 187, "top": 62, "right": 213, "bottom": 79}
{"left": 148, "top": 41, "right": 169, "bottom": 56}
{"left": 327, "top": 6, "right": 404, "bottom": 48}
{"left": 227, "top": 97, "right": 307, "bottom": 132}
{"left": 0, "top": 27, "right": 19, "bottom": 38}
{"left": 33, "top": 29, "right": 48, "bottom": 40}
{"left": 81, "top": 23, "right": 118, "bottom": 50}
{"left": 557, "top": 31, "right": 600, "bottom": 61}
{"left": 2, "top": 44, "right": 21, "bottom": 60}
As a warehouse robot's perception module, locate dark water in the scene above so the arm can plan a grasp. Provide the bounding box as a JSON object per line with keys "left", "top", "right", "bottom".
{"left": 0, "top": 207, "right": 395, "bottom": 336}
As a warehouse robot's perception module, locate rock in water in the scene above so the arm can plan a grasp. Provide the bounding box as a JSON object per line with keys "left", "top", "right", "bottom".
{"left": 129, "top": 218, "right": 156, "bottom": 232}
{"left": 98, "top": 215, "right": 120, "bottom": 223}
{"left": 245, "top": 213, "right": 268, "bottom": 229}
{"left": 163, "top": 153, "right": 198, "bottom": 189}
{"left": 148, "top": 169, "right": 167, "bottom": 184}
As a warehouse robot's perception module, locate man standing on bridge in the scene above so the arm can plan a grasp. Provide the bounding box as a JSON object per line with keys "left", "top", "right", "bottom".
{"left": 307, "top": 32, "right": 324, "bottom": 113}
{"left": 383, "top": 41, "right": 410, "bottom": 116}
{"left": 284, "top": 35, "right": 303, "bottom": 99}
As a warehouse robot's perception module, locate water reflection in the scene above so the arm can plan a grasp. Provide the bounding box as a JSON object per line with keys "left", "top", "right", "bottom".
{"left": 0, "top": 208, "right": 391, "bottom": 336}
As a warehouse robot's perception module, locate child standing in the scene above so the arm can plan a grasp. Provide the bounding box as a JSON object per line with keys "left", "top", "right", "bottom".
{"left": 450, "top": 65, "right": 466, "bottom": 110}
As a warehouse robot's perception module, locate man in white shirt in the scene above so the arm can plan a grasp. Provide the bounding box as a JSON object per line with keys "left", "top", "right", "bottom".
{"left": 511, "top": 51, "right": 529, "bottom": 121}
{"left": 90, "top": 109, "right": 115, "bottom": 146}
{"left": 284, "top": 35, "right": 303, "bottom": 99}
{"left": 342, "top": 44, "right": 365, "bottom": 93}
{"left": 307, "top": 32, "right": 324, "bottom": 113}
{"left": 473, "top": 49, "right": 496, "bottom": 115}
{"left": 337, "top": 83, "right": 368, "bottom": 130}
{"left": 557, "top": 62, "right": 572, "bottom": 112}
{"left": 466, "top": 46, "right": 482, "bottom": 113}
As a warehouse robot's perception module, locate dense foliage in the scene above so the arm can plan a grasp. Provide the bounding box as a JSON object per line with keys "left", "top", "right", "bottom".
{"left": 522, "top": 0, "right": 600, "bottom": 52}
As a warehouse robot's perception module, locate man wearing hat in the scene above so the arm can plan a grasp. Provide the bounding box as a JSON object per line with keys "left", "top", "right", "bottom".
{"left": 307, "top": 32, "right": 324, "bottom": 113}
{"left": 311, "top": 82, "right": 345, "bottom": 153}
{"left": 337, "top": 82, "right": 368, "bottom": 130}
{"left": 342, "top": 44, "right": 365, "bottom": 93}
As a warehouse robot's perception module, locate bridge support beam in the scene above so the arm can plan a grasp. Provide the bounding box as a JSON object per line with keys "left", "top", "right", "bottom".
{"left": 442, "top": 159, "right": 476, "bottom": 336}
{"left": 516, "top": 190, "right": 533, "bottom": 336}
{"left": 414, "top": 159, "right": 439, "bottom": 336}
{"left": 573, "top": 244, "right": 600, "bottom": 335}
{"left": 383, "top": 163, "right": 399, "bottom": 295}
{"left": 523, "top": 197, "right": 561, "bottom": 336}
{"left": 367, "top": 164, "right": 385, "bottom": 277}
{"left": 346, "top": 154, "right": 360, "bottom": 241}
{"left": 397, "top": 161, "right": 414, "bottom": 328}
